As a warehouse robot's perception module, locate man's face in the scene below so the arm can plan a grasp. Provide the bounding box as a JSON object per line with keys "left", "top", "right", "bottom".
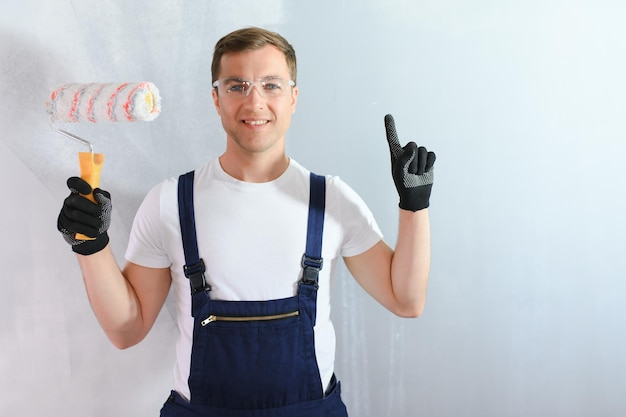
{"left": 212, "top": 45, "right": 298, "bottom": 157}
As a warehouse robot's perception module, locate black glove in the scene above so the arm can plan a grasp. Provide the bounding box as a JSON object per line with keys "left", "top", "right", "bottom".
{"left": 57, "top": 177, "right": 112, "bottom": 255}
{"left": 385, "top": 114, "right": 436, "bottom": 211}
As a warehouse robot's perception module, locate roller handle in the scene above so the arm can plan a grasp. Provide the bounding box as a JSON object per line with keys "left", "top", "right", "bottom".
{"left": 77, "top": 152, "right": 105, "bottom": 240}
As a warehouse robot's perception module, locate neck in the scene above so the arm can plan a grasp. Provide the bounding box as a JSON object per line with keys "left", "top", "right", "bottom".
{"left": 219, "top": 150, "right": 290, "bottom": 183}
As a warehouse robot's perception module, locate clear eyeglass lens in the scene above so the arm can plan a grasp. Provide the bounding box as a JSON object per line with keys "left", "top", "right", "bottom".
{"left": 214, "top": 79, "right": 294, "bottom": 98}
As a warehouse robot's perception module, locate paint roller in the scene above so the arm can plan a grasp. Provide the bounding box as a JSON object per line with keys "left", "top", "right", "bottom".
{"left": 46, "top": 82, "right": 161, "bottom": 239}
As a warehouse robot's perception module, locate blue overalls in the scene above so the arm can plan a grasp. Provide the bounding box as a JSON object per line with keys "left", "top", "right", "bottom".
{"left": 160, "top": 171, "right": 349, "bottom": 416}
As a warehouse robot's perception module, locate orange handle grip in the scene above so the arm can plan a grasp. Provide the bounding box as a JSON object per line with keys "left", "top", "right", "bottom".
{"left": 77, "top": 152, "right": 105, "bottom": 240}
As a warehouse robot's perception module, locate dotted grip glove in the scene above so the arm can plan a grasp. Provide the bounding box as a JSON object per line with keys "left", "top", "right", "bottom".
{"left": 57, "top": 177, "right": 112, "bottom": 255}
{"left": 385, "top": 114, "right": 436, "bottom": 211}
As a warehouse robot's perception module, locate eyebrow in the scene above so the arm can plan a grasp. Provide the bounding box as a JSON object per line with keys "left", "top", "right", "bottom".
{"left": 222, "top": 76, "right": 284, "bottom": 82}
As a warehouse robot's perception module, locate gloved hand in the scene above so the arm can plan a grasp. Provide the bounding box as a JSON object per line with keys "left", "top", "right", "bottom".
{"left": 57, "top": 177, "right": 112, "bottom": 255}
{"left": 384, "top": 114, "right": 436, "bottom": 211}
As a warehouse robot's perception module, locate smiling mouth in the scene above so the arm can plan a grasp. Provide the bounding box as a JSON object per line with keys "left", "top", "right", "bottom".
{"left": 243, "top": 120, "right": 269, "bottom": 126}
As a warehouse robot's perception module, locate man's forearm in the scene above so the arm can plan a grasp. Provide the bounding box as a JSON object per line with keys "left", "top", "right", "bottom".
{"left": 390, "top": 208, "right": 431, "bottom": 317}
{"left": 76, "top": 245, "right": 142, "bottom": 347}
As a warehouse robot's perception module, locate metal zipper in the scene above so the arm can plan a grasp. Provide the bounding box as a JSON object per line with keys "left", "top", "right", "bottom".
{"left": 201, "top": 310, "right": 300, "bottom": 327}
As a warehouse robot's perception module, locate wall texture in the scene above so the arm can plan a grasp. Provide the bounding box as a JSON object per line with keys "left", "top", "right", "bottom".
{"left": 1, "top": 1, "right": 625, "bottom": 416}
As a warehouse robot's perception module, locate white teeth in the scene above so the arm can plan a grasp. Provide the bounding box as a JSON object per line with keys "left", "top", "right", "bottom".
{"left": 244, "top": 120, "right": 268, "bottom": 126}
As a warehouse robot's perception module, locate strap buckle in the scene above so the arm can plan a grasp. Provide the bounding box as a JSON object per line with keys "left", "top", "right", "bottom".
{"left": 300, "top": 254, "right": 323, "bottom": 288}
{"left": 183, "top": 258, "right": 210, "bottom": 293}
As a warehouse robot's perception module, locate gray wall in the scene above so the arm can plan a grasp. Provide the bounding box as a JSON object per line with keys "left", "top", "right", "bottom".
{"left": 2, "top": 1, "right": 625, "bottom": 416}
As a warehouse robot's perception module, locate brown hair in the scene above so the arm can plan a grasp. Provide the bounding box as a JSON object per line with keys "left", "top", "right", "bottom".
{"left": 211, "top": 27, "right": 297, "bottom": 84}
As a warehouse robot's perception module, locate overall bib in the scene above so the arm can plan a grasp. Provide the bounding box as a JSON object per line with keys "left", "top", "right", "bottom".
{"left": 160, "top": 171, "right": 349, "bottom": 417}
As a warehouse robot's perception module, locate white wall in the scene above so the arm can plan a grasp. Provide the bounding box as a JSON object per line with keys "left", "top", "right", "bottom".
{"left": 1, "top": 1, "right": 625, "bottom": 416}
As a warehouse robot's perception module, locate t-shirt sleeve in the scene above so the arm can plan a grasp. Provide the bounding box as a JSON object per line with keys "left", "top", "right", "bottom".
{"left": 328, "top": 176, "right": 383, "bottom": 258}
{"left": 125, "top": 182, "right": 172, "bottom": 269}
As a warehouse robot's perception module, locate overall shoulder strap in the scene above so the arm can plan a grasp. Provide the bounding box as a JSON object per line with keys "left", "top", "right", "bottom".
{"left": 177, "top": 171, "right": 208, "bottom": 293}
{"left": 301, "top": 172, "right": 326, "bottom": 287}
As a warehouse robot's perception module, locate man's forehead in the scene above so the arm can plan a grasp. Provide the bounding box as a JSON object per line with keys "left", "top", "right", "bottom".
{"left": 219, "top": 46, "right": 289, "bottom": 75}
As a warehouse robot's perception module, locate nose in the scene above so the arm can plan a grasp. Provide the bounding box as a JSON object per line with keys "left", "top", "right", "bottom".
{"left": 245, "top": 81, "right": 263, "bottom": 97}
{"left": 245, "top": 83, "right": 265, "bottom": 108}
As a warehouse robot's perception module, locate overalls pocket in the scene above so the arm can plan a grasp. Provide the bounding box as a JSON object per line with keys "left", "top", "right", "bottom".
{"left": 188, "top": 295, "right": 321, "bottom": 409}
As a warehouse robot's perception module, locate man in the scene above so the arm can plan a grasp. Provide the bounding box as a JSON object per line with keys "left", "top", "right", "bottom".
{"left": 58, "top": 27, "right": 435, "bottom": 416}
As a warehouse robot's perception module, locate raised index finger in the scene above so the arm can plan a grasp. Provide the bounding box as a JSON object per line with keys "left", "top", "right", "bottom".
{"left": 384, "top": 114, "right": 402, "bottom": 159}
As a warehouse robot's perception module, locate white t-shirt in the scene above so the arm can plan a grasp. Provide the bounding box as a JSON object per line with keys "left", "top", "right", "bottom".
{"left": 125, "top": 158, "right": 382, "bottom": 400}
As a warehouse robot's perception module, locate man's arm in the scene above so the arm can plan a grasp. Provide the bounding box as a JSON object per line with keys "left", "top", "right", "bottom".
{"left": 58, "top": 177, "right": 171, "bottom": 349}
{"left": 344, "top": 114, "right": 435, "bottom": 318}
{"left": 344, "top": 209, "right": 430, "bottom": 318}
{"left": 77, "top": 246, "right": 172, "bottom": 349}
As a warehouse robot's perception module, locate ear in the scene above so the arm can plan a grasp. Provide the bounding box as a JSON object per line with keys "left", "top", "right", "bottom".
{"left": 290, "top": 86, "right": 299, "bottom": 114}
{"left": 212, "top": 88, "right": 222, "bottom": 116}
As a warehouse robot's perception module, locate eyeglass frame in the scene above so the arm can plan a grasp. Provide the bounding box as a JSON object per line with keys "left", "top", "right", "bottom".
{"left": 212, "top": 77, "right": 296, "bottom": 98}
